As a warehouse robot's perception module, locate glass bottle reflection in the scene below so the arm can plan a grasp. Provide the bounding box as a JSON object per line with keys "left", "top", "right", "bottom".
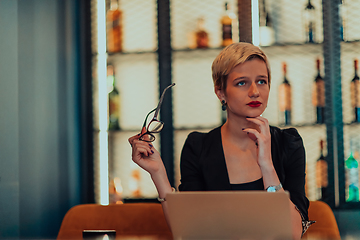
{"left": 304, "top": 0, "right": 316, "bottom": 43}
{"left": 107, "top": 65, "right": 121, "bottom": 130}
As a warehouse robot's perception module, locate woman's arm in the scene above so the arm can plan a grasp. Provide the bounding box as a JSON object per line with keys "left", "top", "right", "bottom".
{"left": 243, "top": 117, "right": 303, "bottom": 240}
{"left": 281, "top": 127, "right": 313, "bottom": 237}
{"left": 128, "top": 129, "right": 173, "bottom": 229}
{"left": 129, "top": 129, "right": 206, "bottom": 230}
{"left": 257, "top": 161, "right": 302, "bottom": 240}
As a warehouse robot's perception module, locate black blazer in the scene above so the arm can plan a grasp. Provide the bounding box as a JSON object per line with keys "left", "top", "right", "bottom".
{"left": 178, "top": 125, "right": 310, "bottom": 221}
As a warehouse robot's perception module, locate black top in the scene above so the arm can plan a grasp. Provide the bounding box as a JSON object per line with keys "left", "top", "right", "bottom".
{"left": 178, "top": 125, "right": 310, "bottom": 221}
{"left": 230, "top": 178, "right": 264, "bottom": 191}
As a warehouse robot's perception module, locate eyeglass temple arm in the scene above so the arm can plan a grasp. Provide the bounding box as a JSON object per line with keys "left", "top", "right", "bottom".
{"left": 142, "top": 108, "right": 156, "bottom": 128}
{"left": 153, "top": 83, "right": 175, "bottom": 119}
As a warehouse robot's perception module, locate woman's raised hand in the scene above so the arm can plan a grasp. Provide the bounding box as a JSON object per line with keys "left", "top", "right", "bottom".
{"left": 242, "top": 116, "right": 273, "bottom": 170}
{"left": 128, "top": 127, "right": 165, "bottom": 176}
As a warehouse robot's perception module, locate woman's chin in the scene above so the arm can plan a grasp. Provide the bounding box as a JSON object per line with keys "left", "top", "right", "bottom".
{"left": 245, "top": 112, "right": 263, "bottom": 118}
{"left": 247, "top": 109, "right": 265, "bottom": 118}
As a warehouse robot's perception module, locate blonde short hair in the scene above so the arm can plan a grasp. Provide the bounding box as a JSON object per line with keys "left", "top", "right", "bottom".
{"left": 211, "top": 42, "right": 271, "bottom": 90}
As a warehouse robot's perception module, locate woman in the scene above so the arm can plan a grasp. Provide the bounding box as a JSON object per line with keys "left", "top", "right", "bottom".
{"left": 129, "top": 42, "right": 312, "bottom": 239}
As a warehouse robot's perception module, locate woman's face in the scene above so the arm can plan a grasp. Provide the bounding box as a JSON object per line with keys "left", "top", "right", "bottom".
{"left": 220, "top": 58, "right": 270, "bottom": 119}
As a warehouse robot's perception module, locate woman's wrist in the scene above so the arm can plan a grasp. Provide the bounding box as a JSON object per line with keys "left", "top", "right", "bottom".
{"left": 151, "top": 167, "right": 173, "bottom": 199}
{"left": 259, "top": 160, "right": 282, "bottom": 189}
{"left": 157, "top": 187, "right": 176, "bottom": 202}
{"left": 149, "top": 163, "right": 167, "bottom": 179}
{"left": 258, "top": 158, "right": 274, "bottom": 172}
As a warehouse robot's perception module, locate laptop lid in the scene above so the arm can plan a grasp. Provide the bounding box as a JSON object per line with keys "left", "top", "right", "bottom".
{"left": 166, "top": 191, "right": 292, "bottom": 240}
{"left": 82, "top": 230, "right": 116, "bottom": 240}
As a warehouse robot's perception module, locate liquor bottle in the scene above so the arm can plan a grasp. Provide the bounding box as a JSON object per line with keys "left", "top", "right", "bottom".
{"left": 350, "top": 59, "right": 360, "bottom": 122}
{"left": 106, "top": 0, "right": 122, "bottom": 53}
{"left": 304, "top": 0, "right": 316, "bottom": 43}
{"left": 346, "top": 139, "right": 359, "bottom": 202}
{"left": 221, "top": 2, "right": 235, "bottom": 47}
{"left": 312, "top": 58, "right": 325, "bottom": 124}
{"left": 316, "top": 140, "right": 328, "bottom": 200}
{"left": 107, "top": 65, "right": 121, "bottom": 130}
{"left": 356, "top": 151, "right": 360, "bottom": 198}
{"left": 278, "top": 62, "right": 292, "bottom": 125}
{"left": 259, "top": 0, "right": 275, "bottom": 46}
{"left": 195, "top": 17, "right": 209, "bottom": 49}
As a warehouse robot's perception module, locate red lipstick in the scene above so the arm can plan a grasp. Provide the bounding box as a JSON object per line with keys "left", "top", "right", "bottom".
{"left": 247, "top": 101, "right": 262, "bottom": 107}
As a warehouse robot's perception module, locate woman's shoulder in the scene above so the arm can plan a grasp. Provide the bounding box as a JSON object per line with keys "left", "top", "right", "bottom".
{"left": 181, "top": 126, "right": 222, "bottom": 160}
{"left": 270, "top": 126, "right": 302, "bottom": 141}
{"left": 270, "top": 126, "right": 304, "bottom": 152}
{"left": 187, "top": 126, "right": 221, "bottom": 140}
{"left": 185, "top": 126, "right": 221, "bottom": 149}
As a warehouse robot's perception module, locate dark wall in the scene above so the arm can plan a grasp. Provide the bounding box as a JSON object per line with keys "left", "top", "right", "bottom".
{"left": 0, "top": 0, "right": 20, "bottom": 237}
{"left": 0, "top": 0, "right": 84, "bottom": 238}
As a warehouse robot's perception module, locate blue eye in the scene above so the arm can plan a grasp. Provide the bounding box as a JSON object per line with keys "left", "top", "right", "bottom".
{"left": 237, "top": 81, "right": 245, "bottom": 86}
{"left": 258, "top": 80, "right": 267, "bottom": 85}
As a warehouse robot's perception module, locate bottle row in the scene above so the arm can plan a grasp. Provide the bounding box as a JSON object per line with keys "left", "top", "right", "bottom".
{"left": 278, "top": 58, "right": 360, "bottom": 126}
{"left": 106, "top": 57, "right": 360, "bottom": 131}
{"left": 106, "top": 0, "right": 238, "bottom": 53}
{"left": 313, "top": 138, "right": 360, "bottom": 203}
{"left": 262, "top": 0, "right": 345, "bottom": 45}
{"left": 106, "top": 0, "right": 355, "bottom": 53}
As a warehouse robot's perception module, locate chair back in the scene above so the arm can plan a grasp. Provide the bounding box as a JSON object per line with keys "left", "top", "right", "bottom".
{"left": 302, "top": 201, "right": 340, "bottom": 240}
{"left": 57, "top": 203, "right": 172, "bottom": 239}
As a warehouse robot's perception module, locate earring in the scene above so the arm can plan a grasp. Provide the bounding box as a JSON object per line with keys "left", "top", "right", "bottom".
{"left": 221, "top": 100, "right": 227, "bottom": 111}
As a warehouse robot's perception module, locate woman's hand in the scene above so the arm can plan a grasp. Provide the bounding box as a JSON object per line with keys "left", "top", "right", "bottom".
{"left": 128, "top": 127, "right": 165, "bottom": 176}
{"left": 242, "top": 116, "right": 273, "bottom": 170}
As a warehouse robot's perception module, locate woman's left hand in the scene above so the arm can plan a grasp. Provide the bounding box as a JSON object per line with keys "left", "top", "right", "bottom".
{"left": 242, "top": 116, "right": 273, "bottom": 169}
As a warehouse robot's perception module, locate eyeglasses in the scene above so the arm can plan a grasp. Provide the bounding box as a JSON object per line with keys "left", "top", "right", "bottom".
{"left": 139, "top": 83, "right": 175, "bottom": 142}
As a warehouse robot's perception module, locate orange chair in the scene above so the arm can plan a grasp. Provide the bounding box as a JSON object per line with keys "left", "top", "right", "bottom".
{"left": 57, "top": 203, "right": 172, "bottom": 239}
{"left": 302, "top": 201, "right": 341, "bottom": 240}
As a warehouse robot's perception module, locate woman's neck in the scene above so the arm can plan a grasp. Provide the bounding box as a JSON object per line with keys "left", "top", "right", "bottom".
{"left": 222, "top": 115, "right": 259, "bottom": 145}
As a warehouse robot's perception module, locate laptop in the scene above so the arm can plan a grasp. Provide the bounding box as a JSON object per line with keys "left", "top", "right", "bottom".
{"left": 166, "top": 191, "right": 292, "bottom": 240}
{"left": 82, "top": 230, "right": 116, "bottom": 240}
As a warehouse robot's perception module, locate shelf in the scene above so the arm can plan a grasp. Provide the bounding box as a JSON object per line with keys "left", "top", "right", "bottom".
{"left": 101, "top": 122, "right": 360, "bottom": 134}
{"left": 173, "top": 46, "right": 224, "bottom": 52}
{"left": 279, "top": 121, "right": 360, "bottom": 128}
{"left": 261, "top": 42, "right": 323, "bottom": 57}
{"left": 106, "top": 50, "right": 157, "bottom": 64}
{"left": 106, "top": 47, "right": 223, "bottom": 62}
{"left": 344, "top": 121, "right": 360, "bottom": 126}
{"left": 102, "top": 40, "right": 360, "bottom": 63}
{"left": 278, "top": 122, "right": 325, "bottom": 128}
{"left": 104, "top": 126, "right": 215, "bottom": 133}
{"left": 101, "top": 122, "right": 342, "bottom": 133}
{"left": 91, "top": 50, "right": 156, "bottom": 59}
{"left": 108, "top": 50, "right": 156, "bottom": 56}
{"left": 263, "top": 40, "right": 360, "bottom": 56}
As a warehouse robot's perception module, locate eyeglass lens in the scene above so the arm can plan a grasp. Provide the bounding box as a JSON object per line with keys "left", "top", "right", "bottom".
{"left": 139, "top": 133, "right": 155, "bottom": 142}
{"left": 148, "top": 120, "right": 164, "bottom": 133}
